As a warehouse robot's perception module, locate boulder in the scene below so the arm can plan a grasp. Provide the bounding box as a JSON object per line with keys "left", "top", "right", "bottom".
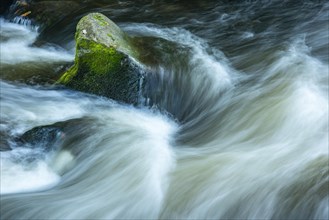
{"left": 58, "top": 13, "right": 143, "bottom": 104}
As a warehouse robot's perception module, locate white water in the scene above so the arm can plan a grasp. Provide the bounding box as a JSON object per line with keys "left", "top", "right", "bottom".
{"left": 0, "top": 18, "right": 73, "bottom": 65}
{"left": 1, "top": 147, "right": 60, "bottom": 194}
{"left": 1, "top": 81, "right": 178, "bottom": 218}
{"left": 1, "top": 11, "right": 328, "bottom": 220}
{"left": 124, "top": 23, "right": 236, "bottom": 88}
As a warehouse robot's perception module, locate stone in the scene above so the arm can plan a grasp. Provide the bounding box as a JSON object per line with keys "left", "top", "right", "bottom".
{"left": 16, "top": 117, "right": 97, "bottom": 154}
{"left": 58, "top": 13, "right": 143, "bottom": 104}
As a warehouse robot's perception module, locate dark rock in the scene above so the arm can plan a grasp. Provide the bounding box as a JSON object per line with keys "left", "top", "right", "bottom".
{"left": 15, "top": 117, "right": 98, "bottom": 155}
{"left": 58, "top": 13, "right": 144, "bottom": 104}
{"left": 16, "top": 123, "right": 64, "bottom": 151}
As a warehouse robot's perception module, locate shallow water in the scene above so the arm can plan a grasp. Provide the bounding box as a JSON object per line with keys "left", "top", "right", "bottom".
{"left": 0, "top": 1, "right": 328, "bottom": 219}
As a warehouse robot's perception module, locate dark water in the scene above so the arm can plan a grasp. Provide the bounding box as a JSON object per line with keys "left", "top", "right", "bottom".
{"left": 1, "top": 0, "right": 328, "bottom": 219}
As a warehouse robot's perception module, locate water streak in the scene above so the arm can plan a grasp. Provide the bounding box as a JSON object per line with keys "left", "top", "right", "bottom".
{"left": 0, "top": 1, "right": 328, "bottom": 219}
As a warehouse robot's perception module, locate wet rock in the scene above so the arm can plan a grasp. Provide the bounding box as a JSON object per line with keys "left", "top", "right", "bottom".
{"left": 13, "top": 117, "right": 98, "bottom": 174}
{"left": 16, "top": 117, "right": 98, "bottom": 155}
{"left": 16, "top": 124, "right": 64, "bottom": 151}
{"left": 58, "top": 13, "right": 144, "bottom": 104}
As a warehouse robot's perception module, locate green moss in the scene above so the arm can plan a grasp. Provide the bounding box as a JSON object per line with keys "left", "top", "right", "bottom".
{"left": 58, "top": 37, "right": 139, "bottom": 103}
{"left": 93, "top": 14, "right": 109, "bottom": 26}
{"left": 59, "top": 65, "right": 78, "bottom": 84}
{"left": 59, "top": 38, "right": 124, "bottom": 84}
{"left": 57, "top": 13, "right": 142, "bottom": 103}
{"left": 77, "top": 38, "right": 124, "bottom": 73}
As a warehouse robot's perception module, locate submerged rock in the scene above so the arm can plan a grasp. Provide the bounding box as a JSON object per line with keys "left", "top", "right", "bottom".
{"left": 58, "top": 13, "right": 143, "bottom": 104}
{"left": 16, "top": 124, "right": 63, "bottom": 151}
{"left": 16, "top": 117, "right": 97, "bottom": 154}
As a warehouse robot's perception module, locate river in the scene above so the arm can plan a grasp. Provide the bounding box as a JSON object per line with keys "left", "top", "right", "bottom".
{"left": 0, "top": 0, "right": 328, "bottom": 219}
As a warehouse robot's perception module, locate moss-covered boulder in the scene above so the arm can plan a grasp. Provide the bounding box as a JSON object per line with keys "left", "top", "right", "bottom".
{"left": 58, "top": 13, "right": 143, "bottom": 103}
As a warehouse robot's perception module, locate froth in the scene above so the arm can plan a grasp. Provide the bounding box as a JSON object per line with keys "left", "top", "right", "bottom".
{"left": 0, "top": 18, "right": 73, "bottom": 65}
{"left": 1, "top": 148, "right": 60, "bottom": 194}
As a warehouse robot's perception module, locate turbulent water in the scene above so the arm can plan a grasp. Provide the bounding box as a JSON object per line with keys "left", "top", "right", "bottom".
{"left": 1, "top": 1, "right": 328, "bottom": 219}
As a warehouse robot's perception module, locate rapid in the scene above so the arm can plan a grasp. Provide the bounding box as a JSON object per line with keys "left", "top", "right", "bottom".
{"left": 0, "top": 1, "right": 328, "bottom": 219}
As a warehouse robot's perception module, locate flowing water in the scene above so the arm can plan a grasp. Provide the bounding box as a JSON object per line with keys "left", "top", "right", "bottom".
{"left": 0, "top": 0, "right": 328, "bottom": 219}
